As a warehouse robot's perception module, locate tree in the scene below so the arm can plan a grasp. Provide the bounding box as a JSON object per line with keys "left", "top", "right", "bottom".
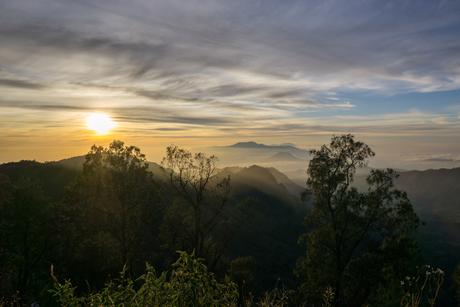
{"left": 65, "top": 140, "right": 158, "bottom": 272}
{"left": 295, "top": 134, "right": 421, "bottom": 307}
{"left": 1, "top": 176, "right": 53, "bottom": 302}
{"left": 160, "top": 146, "right": 233, "bottom": 269}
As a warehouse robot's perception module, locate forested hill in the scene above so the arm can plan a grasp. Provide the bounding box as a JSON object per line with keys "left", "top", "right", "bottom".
{"left": 348, "top": 167, "right": 460, "bottom": 305}
{"left": 0, "top": 158, "right": 309, "bottom": 297}
{"left": 396, "top": 167, "right": 460, "bottom": 220}
{"left": 0, "top": 159, "right": 80, "bottom": 202}
{"left": 2, "top": 158, "right": 460, "bottom": 304}
{"left": 395, "top": 168, "right": 460, "bottom": 304}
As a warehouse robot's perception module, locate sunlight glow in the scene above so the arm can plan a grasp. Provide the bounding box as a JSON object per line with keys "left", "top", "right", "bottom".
{"left": 86, "top": 113, "right": 116, "bottom": 135}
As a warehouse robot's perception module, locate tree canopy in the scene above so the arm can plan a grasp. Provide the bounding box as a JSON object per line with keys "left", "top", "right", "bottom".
{"left": 65, "top": 140, "right": 159, "bottom": 273}
{"left": 295, "top": 134, "right": 422, "bottom": 307}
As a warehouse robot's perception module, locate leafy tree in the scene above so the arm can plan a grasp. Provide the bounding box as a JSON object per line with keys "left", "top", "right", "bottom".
{"left": 0, "top": 176, "right": 53, "bottom": 302}
{"left": 295, "top": 134, "right": 421, "bottom": 307}
{"left": 65, "top": 140, "right": 159, "bottom": 273}
{"left": 160, "top": 146, "right": 233, "bottom": 269}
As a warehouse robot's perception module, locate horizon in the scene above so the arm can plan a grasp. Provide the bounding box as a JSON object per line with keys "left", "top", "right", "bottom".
{"left": 3, "top": 139, "right": 460, "bottom": 173}
{"left": 1, "top": 1, "right": 460, "bottom": 170}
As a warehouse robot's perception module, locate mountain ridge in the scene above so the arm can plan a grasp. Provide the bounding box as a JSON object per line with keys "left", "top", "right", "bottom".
{"left": 228, "top": 141, "right": 306, "bottom": 152}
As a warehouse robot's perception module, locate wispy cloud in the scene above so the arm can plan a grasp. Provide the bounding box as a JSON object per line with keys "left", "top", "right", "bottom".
{"left": 0, "top": 78, "right": 46, "bottom": 90}
{"left": 406, "top": 153, "right": 460, "bottom": 163}
{"left": 1, "top": 0, "right": 460, "bottom": 165}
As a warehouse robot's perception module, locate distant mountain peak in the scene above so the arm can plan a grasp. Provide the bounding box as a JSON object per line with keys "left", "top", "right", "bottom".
{"left": 271, "top": 143, "right": 297, "bottom": 147}
{"left": 267, "top": 152, "right": 303, "bottom": 162}
{"left": 228, "top": 141, "right": 301, "bottom": 150}
{"left": 229, "top": 141, "right": 268, "bottom": 148}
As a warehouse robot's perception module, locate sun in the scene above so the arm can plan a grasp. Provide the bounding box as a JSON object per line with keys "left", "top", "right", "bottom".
{"left": 86, "top": 113, "right": 116, "bottom": 135}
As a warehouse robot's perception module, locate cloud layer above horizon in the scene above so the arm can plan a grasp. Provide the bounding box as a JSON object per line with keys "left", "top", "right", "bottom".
{"left": 1, "top": 0, "right": 460, "bottom": 168}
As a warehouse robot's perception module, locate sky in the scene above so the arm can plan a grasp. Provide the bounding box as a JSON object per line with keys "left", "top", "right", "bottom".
{"left": 1, "top": 0, "right": 460, "bottom": 170}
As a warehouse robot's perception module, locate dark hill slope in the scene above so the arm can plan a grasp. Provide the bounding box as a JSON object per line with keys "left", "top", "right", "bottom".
{"left": 394, "top": 168, "right": 460, "bottom": 305}
{"left": 0, "top": 158, "right": 164, "bottom": 202}
{"left": 312, "top": 168, "right": 460, "bottom": 305}
{"left": 395, "top": 168, "right": 460, "bottom": 219}
{"left": 266, "top": 167, "right": 305, "bottom": 197}
{"left": 0, "top": 160, "right": 79, "bottom": 202}
{"left": 218, "top": 165, "right": 308, "bottom": 289}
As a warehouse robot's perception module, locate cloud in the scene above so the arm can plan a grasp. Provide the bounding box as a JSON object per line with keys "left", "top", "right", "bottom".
{"left": 0, "top": 78, "right": 46, "bottom": 90}
{"left": 424, "top": 158, "right": 460, "bottom": 162}
{"left": 405, "top": 153, "right": 460, "bottom": 163}
{"left": 2, "top": 0, "right": 459, "bottom": 101}
{"left": 1, "top": 0, "right": 460, "bottom": 154}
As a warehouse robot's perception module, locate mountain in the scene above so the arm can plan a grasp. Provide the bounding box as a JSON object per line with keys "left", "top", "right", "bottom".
{"left": 228, "top": 141, "right": 270, "bottom": 149}
{"left": 193, "top": 141, "right": 311, "bottom": 172}
{"left": 228, "top": 141, "right": 307, "bottom": 153}
{"left": 271, "top": 143, "right": 297, "bottom": 147}
{"left": 266, "top": 152, "right": 303, "bottom": 162}
{"left": 229, "top": 165, "right": 305, "bottom": 212}
{"left": 56, "top": 155, "right": 86, "bottom": 170}
{"left": 395, "top": 168, "right": 460, "bottom": 219}
{"left": 266, "top": 167, "right": 305, "bottom": 197}
{"left": 283, "top": 169, "right": 307, "bottom": 187}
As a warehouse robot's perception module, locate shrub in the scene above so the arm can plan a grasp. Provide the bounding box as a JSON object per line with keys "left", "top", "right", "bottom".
{"left": 50, "top": 251, "right": 238, "bottom": 307}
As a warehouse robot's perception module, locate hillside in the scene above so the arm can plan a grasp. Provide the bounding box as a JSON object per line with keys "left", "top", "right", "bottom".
{"left": 0, "top": 158, "right": 309, "bottom": 293}
{"left": 396, "top": 168, "right": 460, "bottom": 220}
{"left": 395, "top": 168, "right": 460, "bottom": 304}
{"left": 0, "top": 160, "right": 80, "bottom": 202}
{"left": 347, "top": 168, "right": 460, "bottom": 305}
{"left": 218, "top": 165, "right": 307, "bottom": 288}
{"left": 2, "top": 158, "right": 460, "bottom": 303}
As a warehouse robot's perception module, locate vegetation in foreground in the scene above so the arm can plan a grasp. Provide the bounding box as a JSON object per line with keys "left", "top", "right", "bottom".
{"left": 0, "top": 135, "right": 458, "bottom": 306}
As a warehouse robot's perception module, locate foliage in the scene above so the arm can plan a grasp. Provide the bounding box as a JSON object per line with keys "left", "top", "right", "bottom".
{"left": 61, "top": 140, "right": 159, "bottom": 289}
{"left": 50, "top": 251, "right": 238, "bottom": 307}
{"left": 69, "top": 140, "right": 157, "bottom": 264}
{"left": 0, "top": 176, "right": 54, "bottom": 303}
{"left": 400, "top": 265, "right": 444, "bottom": 307}
{"left": 228, "top": 256, "right": 257, "bottom": 305}
{"left": 295, "top": 134, "right": 422, "bottom": 307}
{"left": 253, "top": 282, "right": 295, "bottom": 307}
{"left": 241, "top": 279, "right": 297, "bottom": 307}
{"left": 0, "top": 292, "right": 23, "bottom": 307}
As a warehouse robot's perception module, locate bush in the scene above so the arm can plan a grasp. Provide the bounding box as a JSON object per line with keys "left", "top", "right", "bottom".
{"left": 50, "top": 251, "right": 238, "bottom": 307}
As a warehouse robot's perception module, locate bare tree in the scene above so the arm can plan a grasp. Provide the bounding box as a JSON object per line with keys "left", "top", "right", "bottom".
{"left": 160, "top": 146, "right": 234, "bottom": 265}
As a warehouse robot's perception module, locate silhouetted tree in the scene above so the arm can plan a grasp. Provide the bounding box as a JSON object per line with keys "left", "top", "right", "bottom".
{"left": 160, "top": 146, "right": 233, "bottom": 268}
{"left": 295, "top": 135, "right": 421, "bottom": 307}
{"left": 65, "top": 140, "right": 158, "bottom": 271}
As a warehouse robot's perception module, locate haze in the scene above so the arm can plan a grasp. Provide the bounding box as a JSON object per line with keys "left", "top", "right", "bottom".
{"left": 1, "top": 0, "right": 459, "bottom": 170}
